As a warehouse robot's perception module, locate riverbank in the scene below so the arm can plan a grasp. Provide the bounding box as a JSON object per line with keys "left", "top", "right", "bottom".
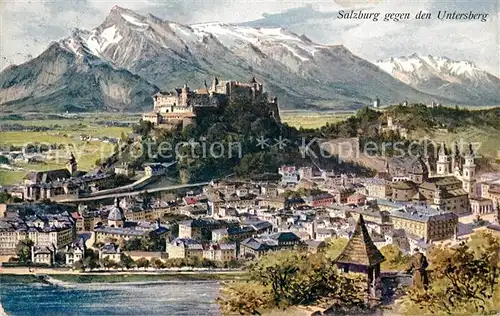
{"left": 0, "top": 301, "right": 6, "bottom": 316}
{"left": 0, "top": 267, "right": 245, "bottom": 283}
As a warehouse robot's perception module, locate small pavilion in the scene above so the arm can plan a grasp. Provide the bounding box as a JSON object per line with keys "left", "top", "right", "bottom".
{"left": 334, "top": 214, "right": 386, "bottom": 298}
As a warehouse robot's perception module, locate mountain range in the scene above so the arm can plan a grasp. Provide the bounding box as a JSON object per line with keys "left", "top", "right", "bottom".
{"left": 376, "top": 54, "right": 500, "bottom": 106}
{"left": 0, "top": 6, "right": 498, "bottom": 113}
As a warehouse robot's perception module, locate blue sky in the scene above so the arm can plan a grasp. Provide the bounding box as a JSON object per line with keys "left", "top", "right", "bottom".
{"left": 1, "top": 0, "right": 498, "bottom": 75}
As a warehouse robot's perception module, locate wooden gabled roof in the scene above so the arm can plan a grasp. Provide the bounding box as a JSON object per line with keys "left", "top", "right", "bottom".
{"left": 334, "top": 214, "right": 385, "bottom": 267}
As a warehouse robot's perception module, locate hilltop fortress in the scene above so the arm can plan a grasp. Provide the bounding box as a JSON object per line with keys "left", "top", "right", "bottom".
{"left": 143, "top": 76, "right": 280, "bottom": 130}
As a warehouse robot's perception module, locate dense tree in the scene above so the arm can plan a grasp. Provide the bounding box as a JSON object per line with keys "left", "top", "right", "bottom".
{"left": 0, "top": 190, "right": 22, "bottom": 203}
{"left": 100, "top": 257, "right": 115, "bottom": 270}
{"left": 152, "top": 258, "right": 165, "bottom": 269}
{"left": 380, "top": 244, "right": 411, "bottom": 271}
{"left": 218, "top": 245, "right": 367, "bottom": 315}
{"left": 120, "top": 254, "right": 135, "bottom": 270}
{"left": 110, "top": 90, "right": 376, "bottom": 184}
{"left": 136, "top": 257, "right": 150, "bottom": 270}
{"left": 82, "top": 249, "right": 99, "bottom": 270}
{"left": 16, "top": 238, "right": 34, "bottom": 263}
{"left": 132, "top": 120, "right": 153, "bottom": 136}
{"left": 73, "top": 259, "right": 85, "bottom": 272}
{"left": 398, "top": 231, "right": 500, "bottom": 314}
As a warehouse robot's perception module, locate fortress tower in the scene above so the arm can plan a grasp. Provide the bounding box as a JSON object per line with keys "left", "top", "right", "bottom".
{"left": 180, "top": 84, "right": 190, "bottom": 106}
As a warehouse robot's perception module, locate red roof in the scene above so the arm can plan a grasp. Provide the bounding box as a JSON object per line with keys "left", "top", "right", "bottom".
{"left": 184, "top": 197, "right": 197, "bottom": 205}
{"left": 71, "top": 212, "right": 82, "bottom": 220}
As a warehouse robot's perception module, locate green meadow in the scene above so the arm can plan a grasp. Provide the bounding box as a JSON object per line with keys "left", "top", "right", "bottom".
{"left": 411, "top": 126, "right": 500, "bottom": 159}
{"left": 281, "top": 111, "right": 353, "bottom": 129}
{"left": 0, "top": 114, "right": 135, "bottom": 185}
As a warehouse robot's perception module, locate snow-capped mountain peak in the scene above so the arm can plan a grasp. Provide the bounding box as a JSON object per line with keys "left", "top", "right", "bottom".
{"left": 61, "top": 7, "right": 334, "bottom": 68}
{"left": 187, "top": 23, "right": 324, "bottom": 61}
{"left": 376, "top": 54, "right": 486, "bottom": 81}
{"left": 376, "top": 54, "right": 500, "bottom": 104}
{"left": 3, "top": 7, "right": 499, "bottom": 113}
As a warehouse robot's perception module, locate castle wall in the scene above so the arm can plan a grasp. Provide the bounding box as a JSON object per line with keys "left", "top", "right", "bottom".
{"left": 154, "top": 95, "right": 179, "bottom": 109}
{"left": 147, "top": 77, "right": 273, "bottom": 130}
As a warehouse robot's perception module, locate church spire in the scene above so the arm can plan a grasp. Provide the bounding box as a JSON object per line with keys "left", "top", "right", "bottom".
{"left": 438, "top": 142, "right": 447, "bottom": 156}
{"left": 467, "top": 143, "right": 474, "bottom": 157}
{"left": 66, "top": 152, "right": 77, "bottom": 176}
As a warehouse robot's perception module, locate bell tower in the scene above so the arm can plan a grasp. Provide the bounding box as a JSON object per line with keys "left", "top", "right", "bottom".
{"left": 436, "top": 142, "right": 450, "bottom": 176}
{"left": 462, "top": 143, "right": 476, "bottom": 195}
{"left": 451, "top": 141, "right": 462, "bottom": 177}
{"left": 66, "top": 152, "right": 77, "bottom": 176}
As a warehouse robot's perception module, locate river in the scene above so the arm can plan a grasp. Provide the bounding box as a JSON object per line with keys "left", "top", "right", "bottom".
{"left": 0, "top": 277, "right": 221, "bottom": 315}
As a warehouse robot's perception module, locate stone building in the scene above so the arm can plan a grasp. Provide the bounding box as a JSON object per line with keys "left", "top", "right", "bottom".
{"left": 167, "top": 238, "right": 203, "bottom": 259}
{"left": 142, "top": 76, "right": 280, "bottom": 130}
{"left": 31, "top": 245, "right": 55, "bottom": 265}
{"left": 434, "top": 142, "right": 477, "bottom": 196}
{"left": 99, "top": 243, "right": 122, "bottom": 262}
{"left": 379, "top": 115, "right": 408, "bottom": 138}
{"left": 0, "top": 217, "right": 28, "bottom": 256}
{"left": 71, "top": 205, "right": 105, "bottom": 232}
{"left": 469, "top": 198, "right": 494, "bottom": 215}
{"left": 65, "top": 239, "right": 85, "bottom": 266}
{"left": 390, "top": 205, "right": 458, "bottom": 242}
{"left": 388, "top": 154, "right": 470, "bottom": 214}
{"left": 22, "top": 154, "right": 110, "bottom": 201}
{"left": 239, "top": 232, "right": 304, "bottom": 259}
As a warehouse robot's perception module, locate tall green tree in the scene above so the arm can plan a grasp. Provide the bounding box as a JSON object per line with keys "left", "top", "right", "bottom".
{"left": 380, "top": 244, "right": 411, "bottom": 271}
{"left": 16, "top": 238, "right": 34, "bottom": 263}
{"left": 136, "top": 257, "right": 150, "bottom": 270}
{"left": 100, "top": 257, "right": 114, "bottom": 270}
{"left": 218, "top": 248, "right": 366, "bottom": 314}
{"left": 120, "top": 254, "right": 135, "bottom": 270}
{"left": 399, "top": 231, "right": 500, "bottom": 314}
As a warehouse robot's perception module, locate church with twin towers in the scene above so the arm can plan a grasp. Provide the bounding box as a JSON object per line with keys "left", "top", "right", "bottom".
{"left": 435, "top": 141, "right": 476, "bottom": 195}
